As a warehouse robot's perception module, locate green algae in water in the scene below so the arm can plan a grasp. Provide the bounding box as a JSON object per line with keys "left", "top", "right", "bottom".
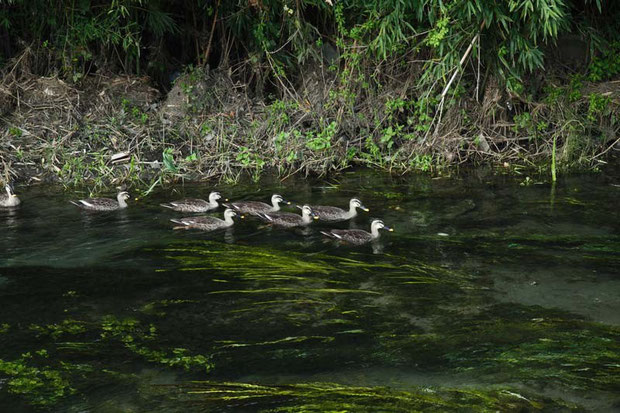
{"left": 100, "top": 315, "right": 214, "bottom": 373}
{"left": 381, "top": 304, "right": 620, "bottom": 393}
{"left": 158, "top": 241, "right": 473, "bottom": 287}
{"left": 0, "top": 353, "right": 77, "bottom": 407}
{"left": 160, "top": 241, "right": 345, "bottom": 276}
{"left": 169, "top": 381, "right": 581, "bottom": 412}
{"left": 29, "top": 319, "right": 88, "bottom": 339}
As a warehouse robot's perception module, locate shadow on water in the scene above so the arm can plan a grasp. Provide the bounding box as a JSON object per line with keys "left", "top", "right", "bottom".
{"left": 1, "top": 169, "right": 619, "bottom": 411}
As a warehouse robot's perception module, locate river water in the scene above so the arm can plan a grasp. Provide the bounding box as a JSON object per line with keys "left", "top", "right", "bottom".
{"left": 1, "top": 169, "right": 619, "bottom": 411}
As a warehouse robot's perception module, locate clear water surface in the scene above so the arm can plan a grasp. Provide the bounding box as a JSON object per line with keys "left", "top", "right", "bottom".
{"left": 0, "top": 169, "right": 619, "bottom": 411}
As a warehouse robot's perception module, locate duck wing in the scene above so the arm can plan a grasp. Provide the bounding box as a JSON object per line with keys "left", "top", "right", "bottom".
{"left": 260, "top": 211, "right": 303, "bottom": 227}
{"left": 327, "top": 229, "right": 372, "bottom": 244}
{"left": 73, "top": 197, "right": 118, "bottom": 211}
{"left": 311, "top": 205, "right": 347, "bottom": 221}
{"left": 228, "top": 201, "right": 271, "bottom": 215}
{"left": 171, "top": 215, "right": 225, "bottom": 231}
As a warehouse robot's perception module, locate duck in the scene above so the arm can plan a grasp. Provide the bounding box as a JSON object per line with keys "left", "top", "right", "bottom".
{"left": 170, "top": 208, "right": 242, "bottom": 231}
{"left": 0, "top": 184, "right": 20, "bottom": 208}
{"left": 160, "top": 191, "right": 224, "bottom": 212}
{"left": 225, "top": 194, "right": 290, "bottom": 216}
{"left": 70, "top": 191, "right": 130, "bottom": 211}
{"left": 321, "top": 219, "right": 393, "bottom": 244}
{"left": 311, "top": 198, "right": 369, "bottom": 222}
{"left": 258, "top": 205, "right": 318, "bottom": 228}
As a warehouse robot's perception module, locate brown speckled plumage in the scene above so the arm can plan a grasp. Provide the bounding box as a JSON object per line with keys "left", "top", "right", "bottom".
{"left": 71, "top": 191, "right": 130, "bottom": 211}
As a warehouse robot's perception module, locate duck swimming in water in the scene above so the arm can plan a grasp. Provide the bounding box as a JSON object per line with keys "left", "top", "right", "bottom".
{"left": 258, "top": 205, "right": 318, "bottom": 228}
{"left": 161, "top": 191, "right": 224, "bottom": 212}
{"left": 310, "top": 198, "right": 368, "bottom": 222}
{"left": 321, "top": 219, "right": 393, "bottom": 244}
{"left": 171, "top": 208, "right": 242, "bottom": 231}
{"left": 225, "top": 194, "right": 290, "bottom": 216}
{"left": 0, "top": 184, "right": 20, "bottom": 208}
{"left": 70, "top": 191, "right": 130, "bottom": 211}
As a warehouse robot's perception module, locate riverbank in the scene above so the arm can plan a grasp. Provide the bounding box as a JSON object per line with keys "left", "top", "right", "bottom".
{"left": 1, "top": 48, "right": 619, "bottom": 191}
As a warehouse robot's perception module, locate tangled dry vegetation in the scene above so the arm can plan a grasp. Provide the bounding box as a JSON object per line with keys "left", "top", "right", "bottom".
{"left": 0, "top": 47, "right": 618, "bottom": 190}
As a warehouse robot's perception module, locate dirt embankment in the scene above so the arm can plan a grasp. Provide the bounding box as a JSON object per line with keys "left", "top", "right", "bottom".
{"left": 1, "top": 48, "right": 619, "bottom": 188}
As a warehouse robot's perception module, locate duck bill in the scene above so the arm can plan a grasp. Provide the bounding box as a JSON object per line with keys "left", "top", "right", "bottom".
{"left": 284, "top": 200, "right": 292, "bottom": 205}
{"left": 240, "top": 215, "right": 245, "bottom": 219}
{"left": 385, "top": 226, "right": 394, "bottom": 232}
{"left": 224, "top": 198, "right": 229, "bottom": 202}
{"left": 313, "top": 214, "right": 319, "bottom": 220}
{"left": 361, "top": 206, "right": 370, "bottom": 212}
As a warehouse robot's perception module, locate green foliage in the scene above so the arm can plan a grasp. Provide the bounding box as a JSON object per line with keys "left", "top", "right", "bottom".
{"left": 306, "top": 121, "right": 337, "bottom": 151}
{"left": 379, "top": 124, "right": 401, "bottom": 149}
{"left": 8, "top": 126, "right": 22, "bottom": 137}
{"left": 568, "top": 75, "right": 584, "bottom": 102}
{"left": 410, "top": 154, "right": 434, "bottom": 172}
{"left": 587, "top": 92, "right": 611, "bottom": 122}
{"left": 588, "top": 41, "right": 620, "bottom": 82}
{"left": 3, "top": 0, "right": 616, "bottom": 90}
{"left": 236, "top": 147, "right": 265, "bottom": 169}
{"left": 162, "top": 148, "right": 178, "bottom": 174}
{"left": 512, "top": 112, "right": 534, "bottom": 135}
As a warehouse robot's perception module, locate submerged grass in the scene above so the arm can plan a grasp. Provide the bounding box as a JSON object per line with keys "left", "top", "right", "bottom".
{"left": 159, "top": 241, "right": 474, "bottom": 287}
{"left": 383, "top": 304, "right": 620, "bottom": 393}
{"left": 169, "top": 380, "right": 580, "bottom": 412}
{"left": 160, "top": 242, "right": 344, "bottom": 276}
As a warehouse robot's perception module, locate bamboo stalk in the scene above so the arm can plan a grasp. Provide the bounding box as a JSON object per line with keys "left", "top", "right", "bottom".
{"left": 204, "top": 0, "right": 222, "bottom": 66}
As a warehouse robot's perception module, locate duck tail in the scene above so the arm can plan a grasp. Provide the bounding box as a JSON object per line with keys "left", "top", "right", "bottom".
{"left": 170, "top": 218, "right": 186, "bottom": 225}
{"left": 69, "top": 200, "right": 81, "bottom": 207}
{"left": 257, "top": 212, "right": 272, "bottom": 222}
{"left": 320, "top": 230, "right": 337, "bottom": 239}
{"left": 160, "top": 203, "right": 175, "bottom": 210}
